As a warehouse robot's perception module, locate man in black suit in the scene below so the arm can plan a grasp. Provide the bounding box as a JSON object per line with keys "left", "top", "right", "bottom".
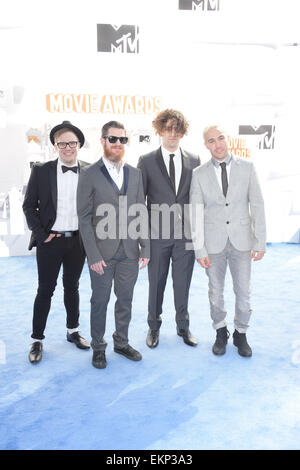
{"left": 23, "top": 121, "right": 90, "bottom": 364}
{"left": 137, "top": 109, "right": 200, "bottom": 348}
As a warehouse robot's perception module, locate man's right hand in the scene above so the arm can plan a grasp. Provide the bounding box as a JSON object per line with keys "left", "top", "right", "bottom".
{"left": 44, "top": 233, "right": 61, "bottom": 243}
{"left": 90, "top": 260, "right": 107, "bottom": 275}
{"left": 197, "top": 256, "right": 211, "bottom": 268}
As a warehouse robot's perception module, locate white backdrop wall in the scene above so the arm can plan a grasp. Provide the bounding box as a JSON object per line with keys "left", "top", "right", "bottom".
{"left": 1, "top": 0, "right": 300, "bottom": 256}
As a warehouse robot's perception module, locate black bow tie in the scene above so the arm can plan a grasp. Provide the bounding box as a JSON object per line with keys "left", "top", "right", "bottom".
{"left": 61, "top": 165, "right": 78, "bottom": 174}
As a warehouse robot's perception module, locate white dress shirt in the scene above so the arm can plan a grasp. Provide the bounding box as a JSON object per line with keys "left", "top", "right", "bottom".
{"left": 102, "top": 156, "right": 124, "bottom": 190}
{"left": 52, "top": 159, "right": 79, "bottom": 231}
{"left": 161, "top": 146, "right": 182, "bottom": 194}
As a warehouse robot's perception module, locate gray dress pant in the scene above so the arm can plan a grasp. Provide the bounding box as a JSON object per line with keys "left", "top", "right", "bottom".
{"left": 89, "top": 243, "right": 139, "bottom": 351}
{"left": 206, "top": 239, "right": 252, "bottom": 333}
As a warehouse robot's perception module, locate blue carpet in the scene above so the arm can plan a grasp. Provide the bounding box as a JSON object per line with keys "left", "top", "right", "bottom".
{"left": 0, "top": 243, "right": 300, "bottom": 450}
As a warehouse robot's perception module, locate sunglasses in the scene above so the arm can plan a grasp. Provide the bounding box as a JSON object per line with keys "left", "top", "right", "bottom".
{"left": 103, "top": 135, "right": 128, "bottom": 144}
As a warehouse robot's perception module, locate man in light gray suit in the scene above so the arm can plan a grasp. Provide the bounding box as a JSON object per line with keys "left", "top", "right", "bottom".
{"left": 190, "top": 125, "right": 266, "bottom": 357}
{"left": 138, "top": 109, "right": 200, "bottom": 349}
{"left": 77, "top": 121, "right": 150, "bottom": 369}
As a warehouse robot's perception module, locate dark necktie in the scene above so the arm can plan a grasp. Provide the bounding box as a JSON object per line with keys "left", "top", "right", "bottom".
{"left": 61, "top": 165, "right": 78, "bottom": 174}
{"left": 220, "top": 162, "right": 228, "bottom": 197}
{"left": 169, "top": 154, "right": 176, "bottom": 191}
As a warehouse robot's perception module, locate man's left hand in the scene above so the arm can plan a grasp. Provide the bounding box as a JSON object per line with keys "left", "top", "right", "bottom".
{"left": 252, "top": 250, "right": 265, "bottom": 261}
{"left": 139, "top": 258, "right": 150, "bottom": 269}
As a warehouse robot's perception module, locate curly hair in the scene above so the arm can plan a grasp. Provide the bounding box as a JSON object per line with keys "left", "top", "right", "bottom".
{"left": 152, "top": 109, "right": 189, "bottom": 136}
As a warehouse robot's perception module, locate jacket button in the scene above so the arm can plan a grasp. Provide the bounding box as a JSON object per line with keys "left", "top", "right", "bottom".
{"left": 226, "top": 221, "right": 230, "bottom": 224}
{"left": 225, "top": 203, "right": 229, "bottom": 206}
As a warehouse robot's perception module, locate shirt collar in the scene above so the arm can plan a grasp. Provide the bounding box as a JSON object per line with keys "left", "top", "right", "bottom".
{"left": 57, "top": 158, "right": 78, "bottom": 170}
{"left": 161, "top": 146, "right": 181, "bottom": 160}
{"left": 103, "top": 155, "right": 124, "bottom": 172}
{"left": 211, "top": 153, "right": 232, "bottom": 168}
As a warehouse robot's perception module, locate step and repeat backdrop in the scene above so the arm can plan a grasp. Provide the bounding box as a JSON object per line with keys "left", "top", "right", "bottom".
{"left": 1, "top": 0, "right": 300, "bottom": 256}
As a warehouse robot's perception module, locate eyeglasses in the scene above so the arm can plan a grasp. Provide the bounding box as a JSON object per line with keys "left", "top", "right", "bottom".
{"left": 56, "top": 141, "right": 79, "bottom": 149}
{"left": 103, "top": 136, "right": 128, "bottom": 144}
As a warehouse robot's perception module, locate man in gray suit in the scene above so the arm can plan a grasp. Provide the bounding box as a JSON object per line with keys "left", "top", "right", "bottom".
{"left": 77, "top": 121, "right": 150, "bottom": 369}
{"left": 190, "top": 125, "right": 266, "bottom": 357}
{"left": 138, "top": 109, "right": 200, "bottom": 349}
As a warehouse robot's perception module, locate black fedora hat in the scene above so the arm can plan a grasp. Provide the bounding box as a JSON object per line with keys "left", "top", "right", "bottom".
{"left": 50, "top": 121, "right": 85, "bottom": 147}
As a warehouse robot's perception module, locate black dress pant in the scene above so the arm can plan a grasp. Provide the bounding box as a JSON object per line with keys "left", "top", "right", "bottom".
{"left": 31, "top": 234, "right": 86, "bottom": 340}
{"left": 147, "top": 239, "right": 195, "bottom": 332}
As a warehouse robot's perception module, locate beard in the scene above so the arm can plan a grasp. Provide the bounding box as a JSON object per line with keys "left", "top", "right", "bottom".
{"left": 103, "top": 143, "right": 125, "bottom": 163}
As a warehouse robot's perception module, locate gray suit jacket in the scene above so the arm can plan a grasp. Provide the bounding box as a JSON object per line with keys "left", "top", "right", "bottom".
{"left": 77, "top": 158, "right": 150, "bottom": 265}
{"left": 189, "top": 156, "right": 266, "bottom": 258}
{"left": 138, "top": 147, "right": 200, "bottom": 240}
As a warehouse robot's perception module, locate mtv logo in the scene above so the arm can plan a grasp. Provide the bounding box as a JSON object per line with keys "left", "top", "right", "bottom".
{"left": 178, "top": 0, "right": 220, "bottom": 10}
{"left": 97, "top": 24, "right": 139, "bottom": 54}
{"left": 239, "top": 125, "right": 276, "bottom": 150}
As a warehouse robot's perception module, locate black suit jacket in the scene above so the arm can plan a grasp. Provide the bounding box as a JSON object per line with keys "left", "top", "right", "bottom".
{"left": 23, "top": 159, "right": 88, "bottom": 250}
{"left": 137, "top": 147, "right": 200, "bottom": 240}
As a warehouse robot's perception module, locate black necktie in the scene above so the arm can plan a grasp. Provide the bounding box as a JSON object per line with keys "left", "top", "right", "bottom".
{"left": 169, "top": 154, "right": 176, "bottom": 191}
{"left": 220, "top": 162, "right": 228, "bottom": 197}
{"left": 61, "top": 165, "right": 78, "bottom": 174}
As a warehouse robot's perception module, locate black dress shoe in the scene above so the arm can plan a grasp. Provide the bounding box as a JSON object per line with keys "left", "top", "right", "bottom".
{"left": 29, "top": 341, "right": 43, "bottom": 364}
{"left": 233, "top": 330, "right": 252, "bottom": 357}
{"left": 92, "top": 350, "right": 107, "bottom": 369}
{"left": 67, "top": 332, "right": 90, "bottom": 350}
{"left": 114, "top": 344, "right": 142, "bottom": 361}
{"left": 212, "top": 327, "right": 230, "bottom": 356}
{"left": 146, "top": 329, "right": 159, "bottom": 348}
{"left": 177, "top": 329, "right": 197, "bottom": 347}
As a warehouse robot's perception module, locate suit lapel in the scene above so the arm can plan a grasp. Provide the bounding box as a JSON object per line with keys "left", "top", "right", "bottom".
{"left": 177, "top": 149, "right": 189, "bottom": 197}
{"left": 99, "top": 159, "right": 129, "bottom": 195}
{"left": 207, "top": 160, "right": 224, "bottom": 198}
{"left": 155, "top": 147, "right": 176, "bottom": 194}
{"left": 123, "top": 165, "right": 129, "bottom": 195}
{"left": 226, "top": 156, "right": 240, "bottom": 199}
{"left": 49, "top": 159, "right": 58, "bottom": 209}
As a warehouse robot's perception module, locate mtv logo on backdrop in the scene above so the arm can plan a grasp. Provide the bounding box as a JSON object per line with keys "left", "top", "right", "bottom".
{"left": 97, "top": 24, "right": 139, "bottom": 54}
{"left": 239, "top": 125, "right": 276, "bottom": 150}
{"left": 178, "top": 0, "right": 220, "bottom": 10}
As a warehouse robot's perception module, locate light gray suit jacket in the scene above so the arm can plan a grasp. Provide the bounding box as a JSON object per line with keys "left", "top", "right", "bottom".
{"left": 189, "top": 156, "right": 266, "bottom": 259}
{"left": 77, "top": 158, "right": 150, "bottom": 266}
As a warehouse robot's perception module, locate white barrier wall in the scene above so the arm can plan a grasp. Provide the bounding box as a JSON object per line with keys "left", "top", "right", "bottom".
{"left": 1, "top": 0, "right": 300, "bottom": 256}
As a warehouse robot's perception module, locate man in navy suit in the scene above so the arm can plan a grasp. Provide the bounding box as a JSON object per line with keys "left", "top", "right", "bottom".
{"left": 23, "top": 121, "right": 90, "bottom": 364}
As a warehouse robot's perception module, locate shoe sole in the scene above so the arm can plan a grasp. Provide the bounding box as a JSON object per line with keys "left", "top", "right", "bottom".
{"left": 92, "top": 361, "right": 107, "bottom": 369}
{"left": 114, "top": 349, "right": 142, "bottom": 361}
{"left": 212, "top": 347, "right": 226, "bottom": 356}
{"left": 29, "top": 354, "right": 42, "bottom": 364}
{"left": 177, "top": 333, "right": 197, "bottom": 347}
{"left": 146, "top": 340, "right": 159, "bottom": 349}
{"left": 233, "top": 341, "right": 252, "bottom": 357}
{"left": 29, "top": 358, "right": 42, "bottom": 364}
